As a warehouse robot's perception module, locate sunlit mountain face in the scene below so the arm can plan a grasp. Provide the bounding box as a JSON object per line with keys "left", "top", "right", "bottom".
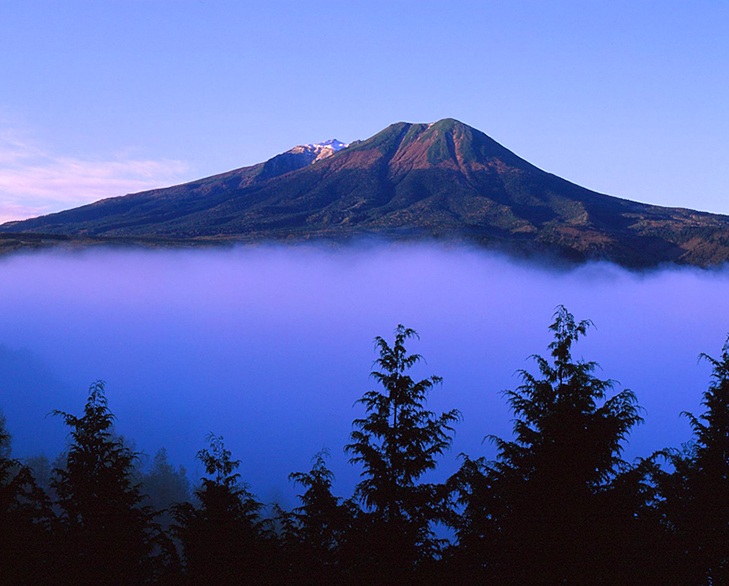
{"left": 3, "top": 118, "right": 729, "bottom": 268}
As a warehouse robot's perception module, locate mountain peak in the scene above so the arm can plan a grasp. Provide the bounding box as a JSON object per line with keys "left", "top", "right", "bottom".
{"left": 4, "top": 118, "right": 729, "bottom": 268}
{"left": 288, "top": 138, "right": 349, "bottom": 164}
{"left": 430, "top": 117, "right": 469, "bottom": 130}
{"left": 256, "top": 138, "right": 350, "bottom": 181}
{"left": 341, "top": 117, "right": 522, "bottom": 172}
{"left": 303, "top": 138, "right": 348, "bottom": 151}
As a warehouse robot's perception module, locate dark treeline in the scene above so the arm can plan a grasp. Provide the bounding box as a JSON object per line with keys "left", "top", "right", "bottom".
{"left": 2, "top": 306, "right": 729, "bottom": 585}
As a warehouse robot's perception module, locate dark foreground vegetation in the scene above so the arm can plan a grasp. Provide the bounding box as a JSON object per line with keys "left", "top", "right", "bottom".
{"left": 2, "top": 307, "right": 729, "bottom": 585}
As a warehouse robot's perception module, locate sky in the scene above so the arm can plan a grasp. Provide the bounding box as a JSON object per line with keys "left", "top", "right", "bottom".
{"left": 0, "top": 1, "right": 727, "bottom": 221}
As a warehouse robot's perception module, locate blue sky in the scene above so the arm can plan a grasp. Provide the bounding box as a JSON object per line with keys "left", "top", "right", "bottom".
{"left": 1, "top": 1, "right": 727, "bottom": 222}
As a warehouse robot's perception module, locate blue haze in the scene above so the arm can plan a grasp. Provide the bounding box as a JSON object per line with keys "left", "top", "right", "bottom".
{"left": 0, "top": 245, "right": 728, "bottom": 507}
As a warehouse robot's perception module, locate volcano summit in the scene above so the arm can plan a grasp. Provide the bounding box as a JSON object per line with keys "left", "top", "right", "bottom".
{"left": 3, "top": 118, "right": 729, "bottom": 268}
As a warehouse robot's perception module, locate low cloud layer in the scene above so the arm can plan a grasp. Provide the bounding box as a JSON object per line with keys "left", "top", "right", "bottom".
{"left": 0, "top": 128, "right": 189, "bottom": 223}
{"left": 1, "top": 244, "right": 728, "bottom": 504}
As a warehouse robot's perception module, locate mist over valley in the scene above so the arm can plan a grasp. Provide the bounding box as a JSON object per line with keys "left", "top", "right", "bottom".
{"left": 1, "top": 243, "right": 727, "bottom": 506}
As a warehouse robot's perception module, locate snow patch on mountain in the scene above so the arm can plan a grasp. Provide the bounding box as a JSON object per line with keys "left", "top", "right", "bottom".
{"left": 289, "top": 139, "right": 349, "bottom": 164}
{"left": 304, "top": 139, "right": 348, "bottom": 151}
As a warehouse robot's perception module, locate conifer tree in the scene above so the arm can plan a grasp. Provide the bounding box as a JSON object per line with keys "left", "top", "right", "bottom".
{"left": 463, "top": 307, "right": 643, "bottom": 584}
{"left": 345, "top": 325, "right": 460, "bottom": 578}
{"left": 52, "top": 381, "right": 161, "bottom": 585}
{"left": 141, "top": 447, "right": 190, "bottom": 527}
{"left": 444, "top": 454, "right": 502, "bottom": 580}
{"left": 0, "top": 410, "right": 9, "bottom": 461}
{"left": 23, "top": 454, "right": 54, "bottom": 495}
{"left": 173, "top": 433, "right": 274, "bottom": 585}
{"left": 657, "top": 337, "right": 729, "bottom": 584}
{"left": 0, "top": 411, "right": 55, "bottom": 586}
{"left": 279, "top": 450, "right": 348, "bottom": 582}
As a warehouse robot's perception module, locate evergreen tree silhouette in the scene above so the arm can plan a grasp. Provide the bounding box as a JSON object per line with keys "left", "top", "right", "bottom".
{"left": 51, "top": 381, "right": 162, "bottom": 585}
{"left": 462, "top": 307, "right": 643, "bottom": 584}
{"left": 0, "top": 410, "right": 55, "bottom": 586}
{"left": 0, "top": 410, "right": 9, "bottom": 461}
{"left": 279, "top": 450, "right": 349, "bottom": 583}
{"left": 345, "top": 325, "right": 460, "bottom": 581}
{"left": 23, "top": 454, "right": 54, "bottom": 495}
{"left": 444, "top": 453, "right": 503, "bottom": 581}
{"left": 656, "top": 337, "right": 729, "bottom": 585}
{"left": 141, "top": 447, "right": 191, "bottom": 528}
{"left": 173, "top": 433, "right": 276, "bottom": 585}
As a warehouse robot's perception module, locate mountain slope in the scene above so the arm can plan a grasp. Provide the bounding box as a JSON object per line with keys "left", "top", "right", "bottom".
{"left": 3, "top": 118, "right": 729, "bottom": 267}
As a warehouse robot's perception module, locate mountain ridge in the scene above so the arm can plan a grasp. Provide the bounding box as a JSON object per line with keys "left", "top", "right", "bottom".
{"left": 3, "top": 118, "right": 729, "bottom": 268}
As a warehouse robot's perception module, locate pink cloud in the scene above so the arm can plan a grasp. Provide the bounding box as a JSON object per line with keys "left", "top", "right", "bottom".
{"left": 0, "top": 130, "right": 191, "bottom": 222}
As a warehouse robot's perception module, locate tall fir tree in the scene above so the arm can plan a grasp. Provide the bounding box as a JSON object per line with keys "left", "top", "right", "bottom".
{"left": 0, "top": 411, "right": 52, "bottom": 585}
{"left": 141, "top": 447, "right": 191, "bottom": 528}
{"left": 51, "top": 381, "right": 162, "bottom": 585}
{"left": 345, "top": 325, "right": 460, "bottom": 580}
{"left": 173, "top": 433, "right": 277, "bottom": 585}
{"left": 278, "top": 450, "right": 349, "bottom": 583}
{"left": 455, "top": 307, "right": 644, "bottom": 584}
{"left": 657, "top": 337, "right": 729, "bottom": 585}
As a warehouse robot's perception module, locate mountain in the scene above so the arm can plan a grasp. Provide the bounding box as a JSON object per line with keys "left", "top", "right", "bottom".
{"left": 3, "top": 118, "right": 729, "bottom": 267}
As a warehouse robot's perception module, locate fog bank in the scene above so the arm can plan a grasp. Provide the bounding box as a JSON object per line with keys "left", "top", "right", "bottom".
{"left": 1, "top": 244, "right": 728, "bottom": 505}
